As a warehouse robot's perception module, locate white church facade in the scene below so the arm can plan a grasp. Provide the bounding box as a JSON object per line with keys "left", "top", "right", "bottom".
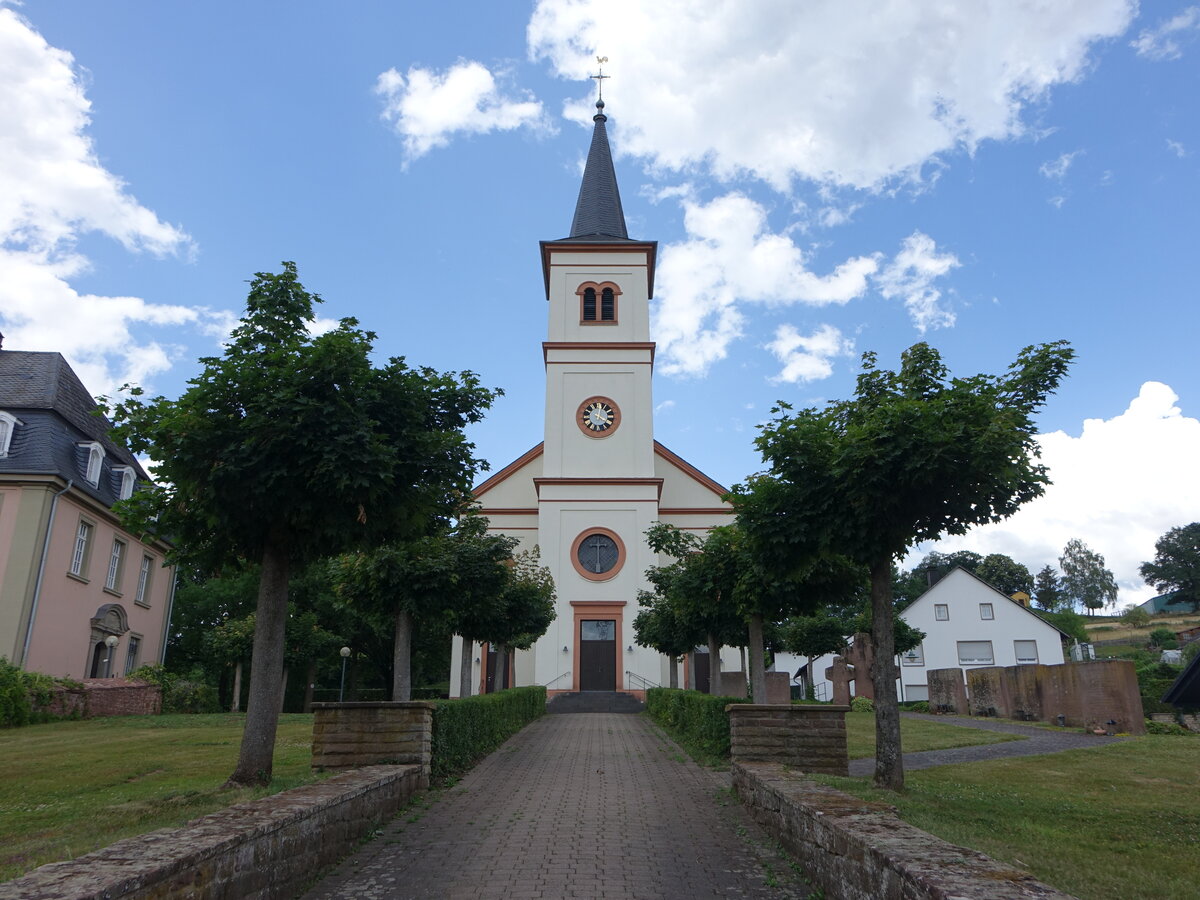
{"left": 450, "top": 101, "right": 733, "bottom": 697}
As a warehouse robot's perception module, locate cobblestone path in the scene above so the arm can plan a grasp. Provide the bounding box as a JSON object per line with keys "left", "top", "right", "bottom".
{"left": 303, "top": 713, "right": 811, "bottom": 900}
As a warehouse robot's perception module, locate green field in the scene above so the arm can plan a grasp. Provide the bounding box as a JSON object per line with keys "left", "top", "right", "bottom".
{"left": 843, "top": 709, "right": 1020, "bottom": 758}
{"left": 0, "top": 714, "right": 319, "bottom": 881}
{"left": 815, "top": 733, "right": 1200, "bottom": 900}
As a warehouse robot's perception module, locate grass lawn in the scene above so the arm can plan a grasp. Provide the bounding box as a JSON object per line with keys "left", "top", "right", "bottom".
{"left": 0, "top": 713, "right": 320, "bottom": 882}
{"left": 843, "top": 710, "right": 1020, "bottom": 759}
{"left": 813, "top": 734, "right": 1200, "bottom": 900}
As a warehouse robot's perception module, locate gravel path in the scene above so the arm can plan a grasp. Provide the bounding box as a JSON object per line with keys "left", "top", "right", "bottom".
{"left": 847, "top": 712, "right": 1128, "bottom": 776}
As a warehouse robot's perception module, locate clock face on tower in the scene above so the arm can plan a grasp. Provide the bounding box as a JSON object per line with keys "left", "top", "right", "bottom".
{"left": 576, "top": 396, "right": 620, "bottom": 436}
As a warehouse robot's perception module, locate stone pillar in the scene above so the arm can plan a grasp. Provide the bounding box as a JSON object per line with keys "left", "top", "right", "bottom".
{"left": 719, "top": 670, "right": 749, "bottom": 698}
{"left": 727, "top": 704, "right": 850, "bottom": 776}
{"left": 927, "top": 668, "right": 968, "bottom": 714}
{"left": 842, "top": 633, "right": 875, "bottom": 699}
{"left": 825, "top": 657, "right": 854, "bottom": 706}
{"left": 312, "top": 701, "right": 435, "bottom": 774}
{"left": 965, "top": 667, "right": 1009, "bottom": 717}
{"left": 764, "top": 671, "right": 792, "bottom": 704}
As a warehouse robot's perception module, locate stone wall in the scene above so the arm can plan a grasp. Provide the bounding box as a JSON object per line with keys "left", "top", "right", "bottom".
{"left": 0, "top": 765, "right": 425, "bottom": 900}
{"left": 929, "top": 660, "right": 1145, "bottom": 734}
{"left": 37, "top": 678, "right": 162, "bottom": 718}
{"left": 727, "top": 704, "right": 849, "bottom": 776}
{"left": 311, "top": 701, "right": 434, "bottom": 771}
{"left": 732, "top": 762, "right": 1076, "bottom": 900}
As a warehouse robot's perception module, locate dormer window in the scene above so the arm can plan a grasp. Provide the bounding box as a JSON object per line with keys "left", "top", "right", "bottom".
{"left": 0, "top": 411, "right": 20, "bottom": 457}
{"left": 79, "top": 441, "right": 105, "bottom": 485}
{"left": 113, "top": 466, "right": 136, "bottom": 500}
{"left": 577, "top": 282, "right": 620, "bottom": 324}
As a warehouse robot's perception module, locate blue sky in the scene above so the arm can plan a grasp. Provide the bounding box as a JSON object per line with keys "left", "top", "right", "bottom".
{"left": 2, "top": 1, "right": 1198, "bottom": 607}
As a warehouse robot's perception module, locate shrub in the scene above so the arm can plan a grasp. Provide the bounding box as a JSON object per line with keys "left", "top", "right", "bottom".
{"left": 645, "top": 688, "right": 748, "bottom": 758}
{"left": 850, "top": 695, "right": 875, "bottom": 713}
{"left": 901, "top": 700, "right": 931, "bottom": 713}
{"left": 1149, "top": 628, "right": 1177, "bottom": 649}
{"left": 431, "top": 686, "right": 545, "bottom": 782}
{"left": 1145, "top": 718, "right": 1193, "bottom": 736}
{"left": 1120, "top": 606, "right": 1152, "bottom": 629}
{"left": 0, "top": 658, "right": 32, "bottom": 728}
{"left": 1136, "top": 660, "right": 1183, "bottom": 715}
{"left": 129, "top": 664, "right": 219, "bottom": 714}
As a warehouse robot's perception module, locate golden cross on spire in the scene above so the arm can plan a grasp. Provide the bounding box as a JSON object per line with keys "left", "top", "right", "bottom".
{"left": 590, "top": 56, "right": 610, "bottom": 102}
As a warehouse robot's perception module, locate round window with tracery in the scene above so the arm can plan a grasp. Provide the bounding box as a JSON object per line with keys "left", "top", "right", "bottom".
{"left": 571, "top": 528, "right": 625, "bottom": 581}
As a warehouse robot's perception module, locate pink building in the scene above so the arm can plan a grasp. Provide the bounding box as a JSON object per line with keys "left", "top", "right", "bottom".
{"left": 0, "top": 344, "right": 175, "bottom": 679}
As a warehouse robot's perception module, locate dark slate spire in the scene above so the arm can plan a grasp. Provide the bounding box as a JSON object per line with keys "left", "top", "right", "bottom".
{"left": 568, "top": 100, "right": 629, "bottom": 240}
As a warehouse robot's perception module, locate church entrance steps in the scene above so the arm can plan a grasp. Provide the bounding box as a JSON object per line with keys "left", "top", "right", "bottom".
{"left": 545, "top": 690, "right": 644, "bottom": 714}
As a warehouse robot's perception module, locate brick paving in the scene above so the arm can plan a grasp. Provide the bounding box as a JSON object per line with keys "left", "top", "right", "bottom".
{"left": 303, "top": 713, "right": 810, "bottom": 900}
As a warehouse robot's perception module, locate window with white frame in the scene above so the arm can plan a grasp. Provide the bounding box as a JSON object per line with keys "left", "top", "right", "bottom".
{"left": 1014, "top": 640, "right": 1039, "bottom": 664}
{"left": 934, "top": 604, "right": 949, "bottom": 621}
{"left": 979, "top": 602, "right": 994, "bottom": 620}
{"left": 901, "top": 643, "right": 925, "bottom": 666}
{"left": 105, "top": 539, "right": 126, "bottom": 592}
{"left": 80, "top": 441, "right": 104, "bottom": 485}
{"left": 134, "top": 554, "right": 154, "bottom": 607}
{"left": 957, "top": 640, "right": 994, "bottom": 665}
{"left": 70, "top": 519, "right": 94, "bottom": 577}
{"left": 0, "top": 411, "right": 20, "bottom": 457}
{"left": 114, "top": 466, "right": 136, "bottom": 500}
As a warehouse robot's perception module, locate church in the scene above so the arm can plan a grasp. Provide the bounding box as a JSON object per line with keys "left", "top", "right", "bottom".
{"left": 451, "top": 100, "right": 733, "bottom": 698}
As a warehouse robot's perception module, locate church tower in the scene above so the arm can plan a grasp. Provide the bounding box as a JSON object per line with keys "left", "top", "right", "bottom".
{"left": 460, "top": 101, "right": 732, "bottom": 698}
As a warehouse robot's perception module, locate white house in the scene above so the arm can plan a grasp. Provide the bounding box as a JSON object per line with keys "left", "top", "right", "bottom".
{"left": 777, "top": 567, "right": 1068, "bottom": 702}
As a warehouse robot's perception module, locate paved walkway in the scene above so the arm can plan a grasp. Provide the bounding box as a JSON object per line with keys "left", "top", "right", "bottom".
{"left": 847, "top": 712, "right": 1128, "bottom": 776}
{"left": 304, "top": 714, "right": 811, "bottom": 900}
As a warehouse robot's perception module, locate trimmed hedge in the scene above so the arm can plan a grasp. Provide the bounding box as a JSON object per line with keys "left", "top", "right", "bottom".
{"left": 645, "top": 687, "right": 748, "bottom": 758}
{"left": 431, "top": 686, "right": 545, "bottom": 781}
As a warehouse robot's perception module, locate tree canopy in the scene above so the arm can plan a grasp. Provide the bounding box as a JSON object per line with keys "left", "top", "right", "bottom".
{"left": 731, "top": 340, "right": 1073, "bottom": 790}
{"left": 1059, "top": 538, "right": 1118, "bottom": 616}
{"left": 1139, "top": 522, "right": 1200, "bottom": 613}
{"left": 106, "top": 263, "right": 499, "bottom": 785}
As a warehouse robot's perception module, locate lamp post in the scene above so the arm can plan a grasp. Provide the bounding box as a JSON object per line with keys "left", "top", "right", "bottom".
{"left": 338, "top": 646, "right": 351, "bottom": 702}
{"left": 104, "top": 634, "right": 119, "bottom": 678}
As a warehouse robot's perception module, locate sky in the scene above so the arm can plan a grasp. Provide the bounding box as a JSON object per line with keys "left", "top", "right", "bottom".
{"left": 2, "top": 1, "right": 1198, "bottom": 609}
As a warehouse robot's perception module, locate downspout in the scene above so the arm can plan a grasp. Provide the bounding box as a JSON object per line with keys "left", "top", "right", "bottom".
{"left": 22, "top": 479, "right": 74, "bottom": 667}
{"left": 159, "top": 563, "right": 178, "bottom": 666}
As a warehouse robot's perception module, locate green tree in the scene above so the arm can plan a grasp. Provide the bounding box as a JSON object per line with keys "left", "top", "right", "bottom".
{"left": 633, "top": 591, "right": 705, "bottom": 689}
{"left": 1139, "top": 523, "right": 1200, "bottom": 613}
{"left": 974, "top": 553, "right": 1033, "bottom": 596}
{"left": 732, "top": 341, "right": 1073, "bottom": 790}
{"left": 780, "top": 613, "right": 849, "bottom": 698}
{"left": 106, "top": 263, "right": 498, "bottom": 785}
{"left": 1033, "top": 564, "right": 1066, "bottom": 611}
{"left": 1059, "top": 538, "right": 1118, "bottom": 616}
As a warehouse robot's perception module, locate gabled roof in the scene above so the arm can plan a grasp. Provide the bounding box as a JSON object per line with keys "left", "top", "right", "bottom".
{"left": 472, "top": 440, "right": 731, "bottom": 505}
{"left": 566, "top": 101, "right": 630, "bottom": 242}
{"left": 0, "top": 350, "right": 149, "bottom": 504}
{"left": 905, "top": 566, "right": 1072, "bottom": 639}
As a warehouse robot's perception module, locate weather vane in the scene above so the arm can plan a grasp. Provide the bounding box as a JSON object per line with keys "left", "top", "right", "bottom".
{"left": 590, "top": 56, "right": 610, "bottom": 102}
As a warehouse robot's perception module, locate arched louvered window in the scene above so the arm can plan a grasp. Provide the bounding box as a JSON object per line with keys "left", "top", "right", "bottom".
{"left": 576, "top": 282, "right": 621, "bottom": 325}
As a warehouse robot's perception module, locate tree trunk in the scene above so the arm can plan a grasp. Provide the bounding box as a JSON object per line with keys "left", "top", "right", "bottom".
{"left": 278, "top": 666, "right": 289, "bottom": 712}
{"left": 805, "top": 655, "right": 815, "bottom": 700}
{"left": 668, "top": 656, "right": 679, "bottom": 689}
{"left": 458, "top": 635, "right": 473, "bottom": 699}
{"left": 870, "top": 557, "right": 904, "bottom": 791}
{"left": 739, "top": 645, "right": 747, "bottom": 681}
{"left": 302, "top": 661, "right": 316, "bottom": 712}
{"left": 747, "top": 614, "right": 768, "bottom": 703}
{"left": 493, "top": 642, "right": 508, "bottom": 691}
{"left": 227, "top": 537, "right": 290, "bottom": 787}
{"left": 707, "top": 633, "right": 721, "bottom": 695}
{"left": 393, "top": 608, "right": 413, "bottom": 701}
{"left": 231, "top": 661, "right": 242, "bottom": 713}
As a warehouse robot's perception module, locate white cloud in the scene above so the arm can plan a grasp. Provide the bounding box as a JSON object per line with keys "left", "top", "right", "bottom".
{"left": 875, "top": 232, "right": 959, "bottom": 332}
{"left": 0, "top": 9, "right": 206, "bottom": 396}
{"left": 375, "top": 60, "right": 547, "bottom": 162}
{"left": 651, "top": 193, "right": 879, "bottom": 377}
{"left": 919, "top": 382, "right": 1200, "bottom": 607}
{"left": 1039, "top": 150, "right": 1081, "bottom": 179}
{"left": 767, "top": 324, "right": 855, "bottom": 384}
{"left": 1131, "top": 6, "right": 1200, "bottom": 61}
{"left": 1167, "top": 138, "right": 1188, "bottom": 158}
{"left": 528, "top": 0, "right": 1135, "bottom": 191}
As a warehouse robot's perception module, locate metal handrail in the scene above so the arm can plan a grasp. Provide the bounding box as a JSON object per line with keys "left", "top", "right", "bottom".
{"left": 542, "top": 670, "right": 572, "bottom": 688}
{"left": 625, "top": 670, "right": 661, "bottom": 691}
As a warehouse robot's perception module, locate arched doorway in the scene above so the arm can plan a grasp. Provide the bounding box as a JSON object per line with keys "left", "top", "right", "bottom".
{"left": 85, "top": 603, "right": 128, "bottom": 679}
